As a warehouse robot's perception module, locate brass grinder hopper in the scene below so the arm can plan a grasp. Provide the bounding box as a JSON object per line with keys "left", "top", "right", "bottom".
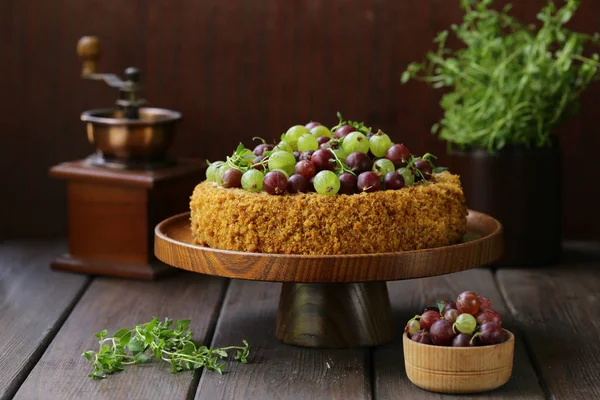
{"left": 76, "top": 36, "right": 181, "bottom": 169}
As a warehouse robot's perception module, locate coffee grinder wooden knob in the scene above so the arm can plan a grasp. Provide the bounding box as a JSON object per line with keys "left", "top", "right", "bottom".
{"left": 77, "top": 36, "right": 101, "bottom": 77}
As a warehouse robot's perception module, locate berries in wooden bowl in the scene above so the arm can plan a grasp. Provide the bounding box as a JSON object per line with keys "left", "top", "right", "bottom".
{"left": 402, "top": 291, "right": 514, "bottom": 394}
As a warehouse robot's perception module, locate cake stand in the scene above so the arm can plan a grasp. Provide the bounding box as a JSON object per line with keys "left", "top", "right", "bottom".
{"left": 154, "top": 210, "right": 502, "bottom": 348}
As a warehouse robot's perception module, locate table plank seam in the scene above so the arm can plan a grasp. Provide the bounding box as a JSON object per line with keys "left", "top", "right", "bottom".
{"left": 187, "top": 279, "right": 231, "bottom": 400}
{"left": 493, "top": 269, "right": 553, "bottom": 400}
{"left": 367, "top": 344, "right": 375, "bottom": 400}
{"left": 4, "top": 276, "right": 94, "bottom": 400}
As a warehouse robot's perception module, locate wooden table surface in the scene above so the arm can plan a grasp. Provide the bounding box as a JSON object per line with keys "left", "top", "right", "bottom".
{"left": 1, "top": 240, "right": 599, "bottom": 400}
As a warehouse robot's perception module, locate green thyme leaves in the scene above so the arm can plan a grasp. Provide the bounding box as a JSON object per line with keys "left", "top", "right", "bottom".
{"left": 82, "top": 317, "right": 249, "bottom": 379}
{"left": 403, "top": 0, "right": 600, "bottom": 152}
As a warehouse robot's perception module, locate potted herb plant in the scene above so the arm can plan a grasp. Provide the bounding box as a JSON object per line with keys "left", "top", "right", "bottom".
{"left": 402, "top": 0, "right": 600, "bottom": 265}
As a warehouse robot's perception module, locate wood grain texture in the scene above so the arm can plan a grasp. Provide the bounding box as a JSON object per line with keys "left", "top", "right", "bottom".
{"left": 194, "top": 280, "right": 372, "bottom": 400}
{"left": 276, "top": 282, "right": 394, "bottom": 348}
{"left": 15, "top": 272, "right": 227, "bottom": 400}
{"left": 4, "top": 0, "right": 148, "bottom": 239}
{"left": 373, "top": 268, "right": 545, "bottom": 399}
{"left": 0, "top": 0, "right": 600, "bottom": 239}
{"left": 67, "top": 181, "right": 149, "bottom": 264}
{"left": 497, "top": 263, "right": 600, "bottom": 400}
{"left": 155, "top": 210, "right": 503, "bottom": 283}
{"left": 3, "top": 1, "right": 600, "bottom": 242}
{"left": 403, "top": 331, "right": 514, "bottom": 394}
{"left": 0, "top": 241, "right": 90, "bottom": 400}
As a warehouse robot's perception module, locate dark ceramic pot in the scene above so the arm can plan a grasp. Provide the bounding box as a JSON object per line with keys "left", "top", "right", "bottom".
{"left": 448, "top": 140, "right": 561, "bottom": 266}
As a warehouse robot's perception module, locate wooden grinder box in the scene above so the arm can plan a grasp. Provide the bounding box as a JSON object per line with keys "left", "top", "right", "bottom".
{"left": 49, "top": 159, "right": 205, "bottom": 280}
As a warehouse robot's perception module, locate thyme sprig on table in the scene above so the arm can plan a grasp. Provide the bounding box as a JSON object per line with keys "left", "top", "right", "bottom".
{"left": 82, "top": 317, "right": 249, "bottom": 379}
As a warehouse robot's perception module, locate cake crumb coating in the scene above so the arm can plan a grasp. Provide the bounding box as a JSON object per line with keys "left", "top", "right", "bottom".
{"left": 190, "top": 172, "right": 468, "bottom": 255}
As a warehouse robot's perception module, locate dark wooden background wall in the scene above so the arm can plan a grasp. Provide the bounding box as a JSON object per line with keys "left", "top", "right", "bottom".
{"left": 1, "top": 0, "right": 599, "bottom": 241}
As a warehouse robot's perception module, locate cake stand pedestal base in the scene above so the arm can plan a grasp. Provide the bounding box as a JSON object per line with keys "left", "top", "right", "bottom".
{"left": 275, "top": 282, "right": 395, "bottom": 348}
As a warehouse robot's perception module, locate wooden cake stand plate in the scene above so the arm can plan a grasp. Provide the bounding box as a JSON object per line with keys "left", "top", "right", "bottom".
{"left": 155, "top": 210, "right": 502, "bottom": 348}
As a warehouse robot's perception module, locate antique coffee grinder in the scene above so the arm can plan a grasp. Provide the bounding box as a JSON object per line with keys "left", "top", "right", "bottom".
{"left": 49, "top": 36, "right": 205, "bottom": 279}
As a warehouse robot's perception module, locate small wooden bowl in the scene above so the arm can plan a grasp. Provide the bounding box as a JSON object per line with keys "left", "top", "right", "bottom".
{"left": 403, "top": 330, "right": 514, "bottom": 394}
